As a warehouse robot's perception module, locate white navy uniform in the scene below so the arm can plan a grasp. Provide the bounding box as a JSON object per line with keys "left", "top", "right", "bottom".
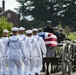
{"left": 28, "top": 36, "right": 41, "bottom": 75}
{"left": 18, "top": 34, "right": 26, "bottom": 41}
{"left": 1, "top": 36, "right": 9, "bottom": 74}
{"left": 1, "top": 29, "right": 9, "bottom": 75}
{"left": 26, "top": 30, "right": 41, "bottom": 75}
{"left": 18, "top": 34, "right": 31, "bottom": 75}
{"left": 5, "top": 27, "right": 26, "bottom": 75}
{"left": 0, "top": 39, "right": 4, "bottom": 75}
{"left": 33, "top": 28, "right": 46, "bottom": 74}
{"left": 33, "top": 35, "right": 46, "bottom": 57}
{"left": 33, "top": 35, "right": 46, "bottom": 74}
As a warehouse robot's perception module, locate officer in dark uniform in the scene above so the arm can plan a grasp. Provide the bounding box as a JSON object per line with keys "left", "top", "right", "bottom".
{"left": 43, "top": 21, "right": 54, "bottom": 33}
{"left": 54, "top": 27, "right": 63, "bottom": 43}
{"left": 59, "top": 28, "right": 66, "bottom": 41}
{"left": 59, "top": 28, "right": 71, "bottom": 41}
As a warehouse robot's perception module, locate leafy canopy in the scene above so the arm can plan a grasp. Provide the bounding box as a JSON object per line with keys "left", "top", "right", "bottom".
{"left": 0, "top": 16, "right": 13, "bottom": 37}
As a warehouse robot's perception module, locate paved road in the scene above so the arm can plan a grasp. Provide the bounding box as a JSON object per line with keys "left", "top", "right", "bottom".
{"left": 40, "top": 72, "right": 76, "bottom": 75}
{"left": 2, "top": 67, "right": 76, "bottom": 75}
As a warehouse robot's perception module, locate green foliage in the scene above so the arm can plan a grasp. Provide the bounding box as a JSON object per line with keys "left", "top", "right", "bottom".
{"left": 16, "top": 0, "right": 76, "bottom": 29}
{"left": 57, "top": 22, "right": 62, "bottom": 28}
{"left": 55, "top": 46, "right": 62, "bottom": 57}
{"left": 68, "top": 32, "right": 76, "bottom": 41}
{"left": 0, "top": 16, "right": 13, "bottom": 37}
{"left": 64, "top": 26, "right": 71, "bottom": 37}
{"left": 20, "top": 19, "right": 45, "bottom": 29}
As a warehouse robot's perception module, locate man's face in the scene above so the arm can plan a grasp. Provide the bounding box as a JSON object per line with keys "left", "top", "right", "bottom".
{"left": 47, "top": 22, "right": 51, "bottom": 26}
{"left": 33, "top": 31, "right": 38, "bottom": 35}
{"left": 60, "top": 30, "right": 63, "bottom": 33}
{"left": 18, "top": 30, "right": 25, "bottom": 34}
{"left": 26, "top": 34, "right": 32, "bottom": 37}
{"left": 54, "top": 29, "right": 59, "bottom": 32}
{"left": 13, "top": 31, "right": 18, "bottom": 35}
{"left": 3, "top": 32, "right": 8, "bottom": 37}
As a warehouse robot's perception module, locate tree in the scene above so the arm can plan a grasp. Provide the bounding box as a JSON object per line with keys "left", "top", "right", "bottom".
{"left": 15, "top": 0, "right": 76, "bottom": 29}
{"left": 20, "top": 18, "right": 45, "bottom": 29}
{"left": 0, "top": 16, "right": 13, "bottom": 37}
{"left": 57, "top": 21, "right": 62, "bottom": 28}
{"left": 16, "top": 0, "right": 33, "bottom": 18}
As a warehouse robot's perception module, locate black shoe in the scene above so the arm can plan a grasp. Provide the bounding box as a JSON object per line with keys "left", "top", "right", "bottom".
{"left": 46, "top": 72, "right": 50, "bottom": 75}
{"left": 42, "top": 68, "right": 45, "bottom": 72}
{"left": 51, "top": 71, "right": 54, "bottom": 74}
{"left": 35, "top": 72, "right": 39, "bottom": 75}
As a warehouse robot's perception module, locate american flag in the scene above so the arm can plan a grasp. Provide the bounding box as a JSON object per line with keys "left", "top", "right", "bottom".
{"left": 38, "top": 32, "right": 57, "bottom": 47}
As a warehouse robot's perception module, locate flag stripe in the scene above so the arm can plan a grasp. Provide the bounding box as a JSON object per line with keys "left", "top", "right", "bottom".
{"left": 44, "top": 33, "right": 57, "bottom": 47}
{"left": 44, "top": 38, "right": 57, "bottom": 41}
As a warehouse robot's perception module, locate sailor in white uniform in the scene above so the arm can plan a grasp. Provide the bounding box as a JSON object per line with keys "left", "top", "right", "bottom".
{"left": 5, "top": 27, "right": 26, "bottom": 75}
{"left": 32, "top": 28, "right": 46, "bottom": 74}
{"left": 18, "top": 27, "right": 31, "bottom": 75}
{"left": 1, "top": 29, "right": 9, "bottom": 75}
{"left": 0, "top": 39, "right": 4, "bottom": 75}
{"left": 18, "top": 27, "right": 26, "bottom": 41}
{"left": 26, "top": 30, "right": 41, "bottom": 75}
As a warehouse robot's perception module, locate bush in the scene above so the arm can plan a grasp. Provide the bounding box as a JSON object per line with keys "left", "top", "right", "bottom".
{"left": 0, "top": 16, "right": 13, "bottom": 37}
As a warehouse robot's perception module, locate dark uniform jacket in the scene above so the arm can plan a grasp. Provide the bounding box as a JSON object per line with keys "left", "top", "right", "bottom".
{"left": 43, "top": 26, "right": 54, "bottom": 33}
{"left": 54, "top": 32, "right": 63, "bottom": 43}
{"left": 59, "top": 33, "right": 66, "bottom": 41}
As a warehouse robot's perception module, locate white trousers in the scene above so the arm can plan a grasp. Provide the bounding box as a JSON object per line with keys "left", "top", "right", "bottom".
{"left": 36, "top": 57, "right": 42, "bottom": 74}
{"left": 30, "top": 56, "right": 37, "bottom": 75}
{"left": 22, "top": 57, "right": 30, "bottom": 75}
{"left": 9, "top": 56, "right": 24, "bottom": 75}
{"left": 2, "top": 56, "right": 9, "bottom": 75}
{"left": 0, "top": 57, "right": 2, "bottom": 75}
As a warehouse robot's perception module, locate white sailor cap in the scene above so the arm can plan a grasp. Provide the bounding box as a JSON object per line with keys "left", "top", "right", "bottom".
{"left": 26, "top": 30, "right": 32, "bottom": 34}
{"left": 47, "top": 21, "right": 52, "bottom": 23}
{"left": 54, "top": 27, "right": 58, "bottom": 30}
{"left": 32, "top": 28, "right": 38, "bottom": 31}
{"left": 3, "top": 29, "right": 9, "bottom": 33}
{"left": 38, "top": 28, "right": 43, "bottom": 31}
{"left": 18, "top": 27, "right": 25, "bottom": 31}
{"left": 12, "top": 27, "right": 18, "bottom": 31}
{"left": 59, "top": 28, "right": 63, "bottom": 30}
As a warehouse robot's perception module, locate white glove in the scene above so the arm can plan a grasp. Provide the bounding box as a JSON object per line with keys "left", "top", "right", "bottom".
{"left": 43, "top": 54, "right": 46, "bottom": 58}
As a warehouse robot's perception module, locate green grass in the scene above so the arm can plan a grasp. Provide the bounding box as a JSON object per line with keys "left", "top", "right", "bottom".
{"left": 67, "top": 32, "right": 76, "bottom": 41}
